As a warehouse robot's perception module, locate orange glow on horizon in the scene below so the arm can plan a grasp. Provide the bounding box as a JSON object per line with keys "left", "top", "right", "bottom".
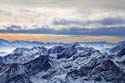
{"left": 0, "top": 34, "right": 124, "bottom": 43}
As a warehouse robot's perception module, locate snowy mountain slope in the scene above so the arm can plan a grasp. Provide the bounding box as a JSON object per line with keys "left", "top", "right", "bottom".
{"left": 0, "top": 41, "right": 125, "bottom": 83}
{"left": 0, "top": 55, "right": 51, "bottom": 83}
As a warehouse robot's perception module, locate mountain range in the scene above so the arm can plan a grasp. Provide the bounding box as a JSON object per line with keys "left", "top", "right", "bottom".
{"left": 0, "top": 39, "right": 125, "bottom": 83}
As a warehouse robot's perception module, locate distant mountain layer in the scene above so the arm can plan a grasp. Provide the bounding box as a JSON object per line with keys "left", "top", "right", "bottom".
{"left": 0, "top": 39, "right": 122, "bottom": 48}
{"left": 0, "top": 41, "right": 125, "bottom": 83}
{"left": 0, "top": 39, "right": 66, "bottom": 53}
{"left": 0, "top": 39, "right": 65, "bottom": 47}
{"left": 0, "top": 39, "right": 124, "bottom": 54}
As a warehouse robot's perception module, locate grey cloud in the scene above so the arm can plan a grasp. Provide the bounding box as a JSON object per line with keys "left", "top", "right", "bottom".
{"left": 0, "top": 0, "right": 125, "bottom": 37}
{"left": 0, "top": 25, "right": 125, "bottom": 37}
{"left": 0, "top": 0, "right": 125, "bottom": 10}
{"left": 52, "top": 16, "right": 125, "bottom": 26}
{"left": 0, "top": 13, "right": 125, "bottom": 37}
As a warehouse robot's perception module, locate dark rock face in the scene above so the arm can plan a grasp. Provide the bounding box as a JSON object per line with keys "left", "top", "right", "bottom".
{"left": 47, "top": 44, "right": 78, "bottom": 59}
{"left": 66, "top": 58, "right": 125, "bottom": 83}
{"left": 116, "top": 48, "right": 125, "bottom": 57}
{"left": 49, "top": 46, "right": 65, "bottom": 54}
{"left": 24, "top": 56, "right": 51, "bottom": 75}
{"left": 57, "top": 45, "right": 77, "bottom": 59}
{"left": 110, "top": 44, "right": 125, "bottom": 55}
{"left": 6, "top": 75, "right": 33, "bottom": 83}
{"left": 0, "top": 63, "right": 26, "bottom": 83}
{"left": 110, "top": 44, "right": 125, "bottom": 58}
{"left": 0, "top": 55, "right": 51, "bottom": 83}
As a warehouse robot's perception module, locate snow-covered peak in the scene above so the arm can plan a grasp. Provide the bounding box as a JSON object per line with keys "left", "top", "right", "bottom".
{"left": 0, "top": 41, "right": 125, "bottom": 83}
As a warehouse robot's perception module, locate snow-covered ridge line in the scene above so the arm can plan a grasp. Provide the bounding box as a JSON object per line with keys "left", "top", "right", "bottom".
{"left": 0, "top": 42, "right": 125, "bottom": 83}
{"left": 0, "top": 39, "right": 124, "bottom": 56}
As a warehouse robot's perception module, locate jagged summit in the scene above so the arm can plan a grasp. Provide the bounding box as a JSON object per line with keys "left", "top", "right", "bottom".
{"left": 0, "top": 41, "right": 125, "bottom": 83}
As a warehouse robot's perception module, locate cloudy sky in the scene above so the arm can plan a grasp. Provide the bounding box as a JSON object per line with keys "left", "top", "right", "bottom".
{"left": 0, "top": 0, "right": 124, "bottom": 42}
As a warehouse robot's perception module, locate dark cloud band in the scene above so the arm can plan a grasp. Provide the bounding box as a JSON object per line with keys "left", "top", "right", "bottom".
{"left": 0, "top": 27, "right": 125, "bottom": 37}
